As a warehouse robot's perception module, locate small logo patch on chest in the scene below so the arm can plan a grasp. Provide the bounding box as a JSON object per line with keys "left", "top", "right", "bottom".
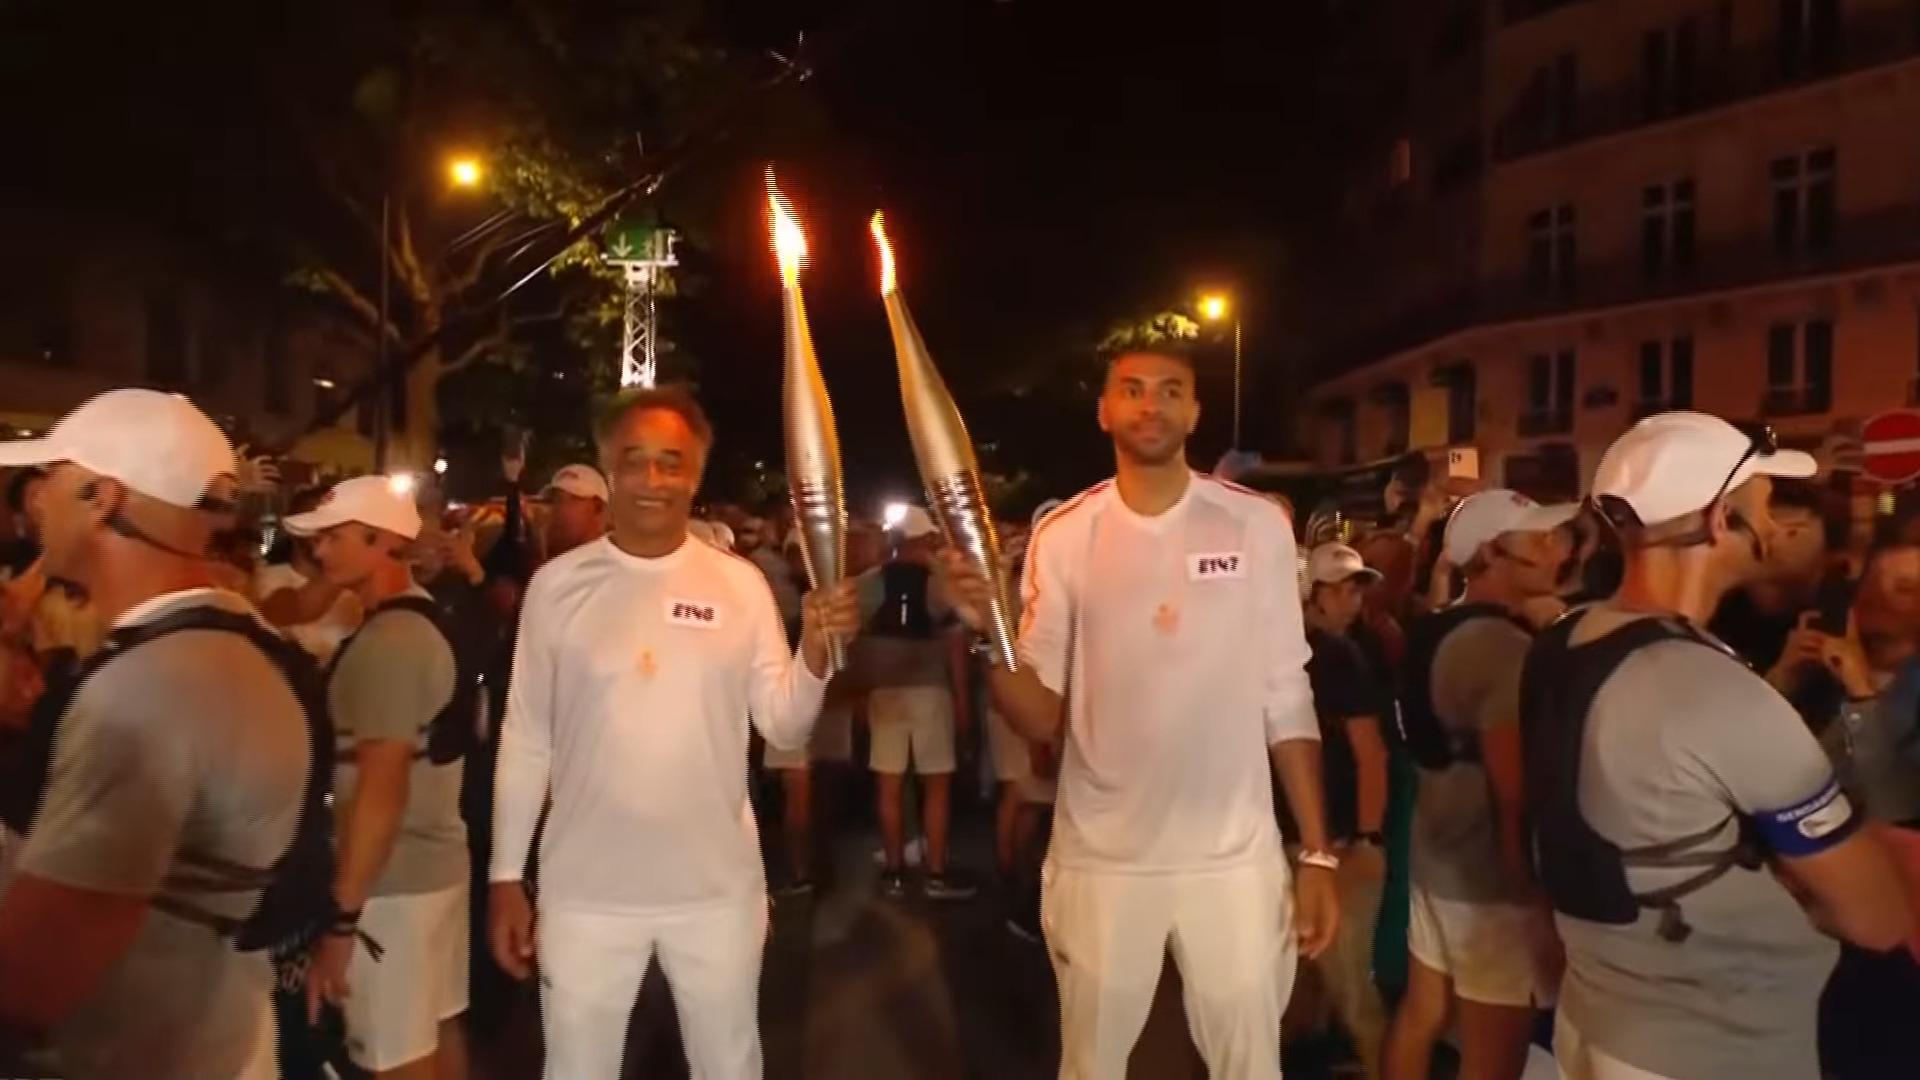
{"left": 1187, "top": 552, "right": 1246, "bottom": 580}
{"left": 666, "top": 598, "right": 723, "bottom": 629}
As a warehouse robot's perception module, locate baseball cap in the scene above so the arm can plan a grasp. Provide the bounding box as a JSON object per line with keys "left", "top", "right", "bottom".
{"left": 894, "top": 505, "right": 939, "bottom": 541}
{"left": 1444, "top": 488, "right": 1580, "bottom": 565}
{"left": 543, "top": 464, "right": 609, "bottom": 503}
{"left": 283, "top": 475, "right": 424, "bottom": 541}
{"left": 0, "top": 388, "right": 236, "bottom": 509}
{"left": 1593, "top": 411, "right": 1816, "bottom": 528}
{"left": 1301, "top": 542, "right": 1384, "bottom": 599}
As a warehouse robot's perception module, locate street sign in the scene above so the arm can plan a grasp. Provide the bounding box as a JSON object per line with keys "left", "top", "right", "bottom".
{"left": 1862, "top": 409, "right": 1920, "bottom": 485}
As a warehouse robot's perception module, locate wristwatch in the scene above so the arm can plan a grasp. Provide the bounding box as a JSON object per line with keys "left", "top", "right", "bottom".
{"left": 1297, "top": 849, "right": 1341, "bottom": 872}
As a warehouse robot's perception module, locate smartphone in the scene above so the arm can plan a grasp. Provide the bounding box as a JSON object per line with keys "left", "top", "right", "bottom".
{"left": 1814, "top": 566, "right": 1854, "bottom": 637}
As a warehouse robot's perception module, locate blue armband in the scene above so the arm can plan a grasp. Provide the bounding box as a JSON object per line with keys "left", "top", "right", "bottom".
{"left": 1752, "top": 778, "right": 1861, "bottom": 857}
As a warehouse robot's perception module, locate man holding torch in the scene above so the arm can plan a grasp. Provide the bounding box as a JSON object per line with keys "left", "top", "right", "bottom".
{"left": 943, "top": 346, "right": 1338, "bottom": 1080}
{"left": 487, "top": 388, "right": 860, "bottom": 1079}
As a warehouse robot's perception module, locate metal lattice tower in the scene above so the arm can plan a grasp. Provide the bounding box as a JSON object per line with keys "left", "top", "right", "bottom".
{"left": 609, "top": 228, "right": 678, "bottom": 388}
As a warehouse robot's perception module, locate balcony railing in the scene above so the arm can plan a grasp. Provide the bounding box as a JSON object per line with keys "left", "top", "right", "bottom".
{"left": 1518, "top": 408, "right": 1574, "bottom": 436}
{"left": 1501, "top": 0, "right": 1587, "bottom": 26}
{"left": 1309, "top": 201, "right": 1920, "bottom": 381}
{"left": 1761, "top": 385, "right": 1833, "bottom": 418}
{"left": 1494, "top": 5, "right": 1920, "bottom": 162}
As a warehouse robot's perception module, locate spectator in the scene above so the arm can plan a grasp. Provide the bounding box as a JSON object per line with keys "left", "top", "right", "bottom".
{"left": 0, "top": 390, "right": 307, "bottom": 1079}
{"left": 867, "top": 506, "right": 977, "bottom": 900}
{"left": 1298, "top": 543, "right": 1392, "bottom": 1078}
{"left": 1710, "top": 479, "right": 1839, "bottom": 672}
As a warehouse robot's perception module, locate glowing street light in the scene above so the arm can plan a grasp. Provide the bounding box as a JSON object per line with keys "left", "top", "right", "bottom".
{"left": 448, "top": 156, "right": 484, "bottom": 189}
{"left": 1198, "top": 291, "right": 1245, "bottom": 449}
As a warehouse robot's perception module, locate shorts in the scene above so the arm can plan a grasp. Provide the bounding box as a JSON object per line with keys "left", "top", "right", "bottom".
{"left": 987, "top": 709, "right": 1058, "bottom": 804}
{"left": 1406, "top": 886, "right": 1539, "bottom": 1007}
{"left": 343, "top": 884, "right": 470, "bottom": 1071}
{"left": 869, "top": 685, "right": 955, "bottom": 775}
{"left": 1554, "top": 1010, "right": 1677, "bottom": 1080}
{"left": 764, "top": 700, "right": 855, "bottom": 770}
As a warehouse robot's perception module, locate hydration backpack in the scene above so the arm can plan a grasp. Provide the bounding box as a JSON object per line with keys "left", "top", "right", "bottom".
{"left": 1394, "top": 603, "right": 1532, "bottom": 769}
{"left": 1521, "top": 609, "right": 1765, "bottom": 942}
{"left": 328, "top": 594, "right": 479, "bottom": 765}
{"left": 1, "top": 604, "right": 337, "bottom": 953}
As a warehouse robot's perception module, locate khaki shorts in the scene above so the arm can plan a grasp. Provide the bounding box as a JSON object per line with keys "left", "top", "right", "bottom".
{"left": 763, "top": 701, "right": 855, "bottom": 770}
{"left": 1407, "top": 886, "right": 1540, "bottom": 1007}
{"left": 868, "top": 685, "right": 956, "bottom": 775}
{"left": 343, "top": 884, "right": 469, "bottom": 1071}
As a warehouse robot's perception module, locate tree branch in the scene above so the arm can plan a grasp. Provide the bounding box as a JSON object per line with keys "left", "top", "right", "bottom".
{"left": 309, "top": 267, "right": 404, "bottom": 345}
{"left": 393, "top": 200, "right": 434, "bottom": 307}
{"left": 440, "top": 225, "right": 516, "bottom": 298}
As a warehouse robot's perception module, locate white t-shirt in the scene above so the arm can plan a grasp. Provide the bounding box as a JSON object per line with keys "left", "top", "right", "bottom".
{"left": 491, "top": 535, "right": 828, "bottom": 911}
{"left": 1021, "top": 475, "right": 1317, "bottom": 874}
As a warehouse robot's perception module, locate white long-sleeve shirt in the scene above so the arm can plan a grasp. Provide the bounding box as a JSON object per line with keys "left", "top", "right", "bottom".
{"left": 1020, "top": 475, "right": 1318, "bottom": 874}
{"left": 491, "top": 535, "right": 828, "bottom": 911}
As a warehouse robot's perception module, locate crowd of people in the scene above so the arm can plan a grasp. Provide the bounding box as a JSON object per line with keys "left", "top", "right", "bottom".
{"left": 0, "top": 338, "right": 1915, "bottom": 1080}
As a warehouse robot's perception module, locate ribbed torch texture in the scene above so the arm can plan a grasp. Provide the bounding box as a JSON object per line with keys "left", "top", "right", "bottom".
{"left": 770, "top": 178, "right": 846, "bottom": 671}
{"left": 872, "top": 213, "right": 1019, "bottom": 671}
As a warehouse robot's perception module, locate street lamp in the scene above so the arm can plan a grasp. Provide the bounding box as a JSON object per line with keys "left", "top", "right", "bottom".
{"left": 448, "top": 156, "right": 483, "bottom": 189}
{"left": 1199, "top": 293, "right": 1244, "bottom": 448}
{"left": 374, "top": 153, "right": 487, "bottom": 471}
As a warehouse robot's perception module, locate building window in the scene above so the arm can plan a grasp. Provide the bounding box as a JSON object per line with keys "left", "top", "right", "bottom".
{"left": 1772, "top": 148, "right": 1836, "bottom": 257}
{"left": 1376, "top": 382, "right": 1411, "bottom": 456}
{"left": 1764, "top": 318, "right": 1834, "bottom": 415}
{"left": 1642, "top": 16, "right": 1702, "bottom": 120}
{"left": 1642, "top": 179, "right": 1696, "bottom": 281}
{"left": 1779, "top": 0, "right": 1841, "bottom": 81}
{"left": 1522, "top": 349, "right": 1576, "bottom": 435}
{"left": 1528, "top": 203, "right": 1577, "bottom": 297}
{"left": 1551, "top": 52, "right": 1579, "bottom": 140}
{"left": 145, "top": 290, "right": 187, "bottom": 386}
{"left": 1637, "top": 336, "right": 1695, "bottom": 415}
{"left": 1439, "top": 363, "right": 1477, "bottom": 443}
{"left": 1323, "top": 399, "right": 1359, "bottom": 466}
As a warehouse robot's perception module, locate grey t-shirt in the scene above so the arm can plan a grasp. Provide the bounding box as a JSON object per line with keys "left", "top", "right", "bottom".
{"left": 20, "top": 589, "right": 307, "bottom": 1080}
{"left": 330, "top": 587, "right": 465, "bottom": 896}
{"left": 1556, "top": 605, "right": 1841, "bottom": 1080}
{"left": 1412, "top": 614, "right": 1531, "bottom": 903}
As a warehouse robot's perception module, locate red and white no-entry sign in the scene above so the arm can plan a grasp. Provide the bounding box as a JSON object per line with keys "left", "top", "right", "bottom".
{"left": 1862, "top": 409, "right": 1920, "bottom": 485}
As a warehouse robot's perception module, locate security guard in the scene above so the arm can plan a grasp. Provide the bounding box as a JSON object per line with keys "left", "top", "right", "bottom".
{"left": 1523, "top": 411, "right": 1911, "bottom": 1080}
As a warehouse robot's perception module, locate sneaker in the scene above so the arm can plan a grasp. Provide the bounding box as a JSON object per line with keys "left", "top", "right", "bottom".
{"left": 879, "top": 867, "right": 909, "bottom": 898}
{"left": 923, "top": 869, "right": 980, "bottom": 902}
{"left": 772, "top": 877, "right": 815, "bottom": 900}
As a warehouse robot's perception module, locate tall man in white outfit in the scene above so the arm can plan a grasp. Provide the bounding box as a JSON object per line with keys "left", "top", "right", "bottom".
{"left": 946, "top": 349, "right": 1340, "bottom": 1079}
{"left": 487, "top": 388, "right": 860, "bottom": 1079}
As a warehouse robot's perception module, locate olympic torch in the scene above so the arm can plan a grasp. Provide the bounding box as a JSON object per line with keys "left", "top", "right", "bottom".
{"left": 870, "top": 212, "right": 1018, "bottom": 670}
{"left": 769, "top": 172, "right": 847, "bottom": 671}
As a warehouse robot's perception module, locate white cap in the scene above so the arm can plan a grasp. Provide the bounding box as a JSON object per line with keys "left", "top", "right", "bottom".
{"left": 0, "top": 388, "right": 235, "bottom": 509}
{"left": 894, "top": 505, "right": 939, "bottom": 541}
{"left": 1594, "top": 410, "right": 1816, "bottom": 527}
{"left": 283, "top": 475, "right": 424, "bottom": 541}
{"left": 543, "top": 464, "right": 609, "bottom": 503}
{"left": 1301, "top": 543, "right": 1383, "bottom": 599}
{"left": 1444, "top": 488, "right": 1580, "bottom": 565}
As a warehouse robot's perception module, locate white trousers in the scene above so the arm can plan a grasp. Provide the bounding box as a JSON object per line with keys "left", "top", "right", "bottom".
{"left": 538, "top": 895, "right": 769, "bottom": 1080}
{"left": 1042, "top": 852, "right": 1297, "bottom": 1080}
{"left": 1553, "top": 1012, "right": 1676, "bottom": 1080}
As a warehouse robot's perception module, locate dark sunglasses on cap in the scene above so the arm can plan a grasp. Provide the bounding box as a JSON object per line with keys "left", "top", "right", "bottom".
{"left": 1708, "top": 421, "right": 1780, "bottom": 510}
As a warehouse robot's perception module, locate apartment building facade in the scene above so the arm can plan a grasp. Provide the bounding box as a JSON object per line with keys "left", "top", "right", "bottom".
{"left": 0, "top": 206, "right": 377, "bottom": 470}
{"left": 1302, "top": 0, "right": 1920, "bottom": 501}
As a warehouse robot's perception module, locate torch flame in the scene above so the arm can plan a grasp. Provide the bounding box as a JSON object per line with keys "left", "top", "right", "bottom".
{"left": 870, "top": 211, "right": 897, "bottom": 295}
{"left": 767, "top": 169, "right": 806, "bottom": 287}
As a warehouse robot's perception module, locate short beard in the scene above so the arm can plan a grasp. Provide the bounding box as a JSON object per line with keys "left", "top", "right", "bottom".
{"left": 1113, "top": 433, "right": 1185, "bottom": 468}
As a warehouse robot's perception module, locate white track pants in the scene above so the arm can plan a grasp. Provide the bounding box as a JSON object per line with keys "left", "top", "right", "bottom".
{"left": 537, "top": 895, "right": 768, "bottom": 1080}
{"left": 1042, "top": 852, "right": 1297, "bottom": 1080}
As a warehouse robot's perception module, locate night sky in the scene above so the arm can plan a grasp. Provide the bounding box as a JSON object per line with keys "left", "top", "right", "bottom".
{"left": 3, "top": 0, "right": 1380, "bottom": 508}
